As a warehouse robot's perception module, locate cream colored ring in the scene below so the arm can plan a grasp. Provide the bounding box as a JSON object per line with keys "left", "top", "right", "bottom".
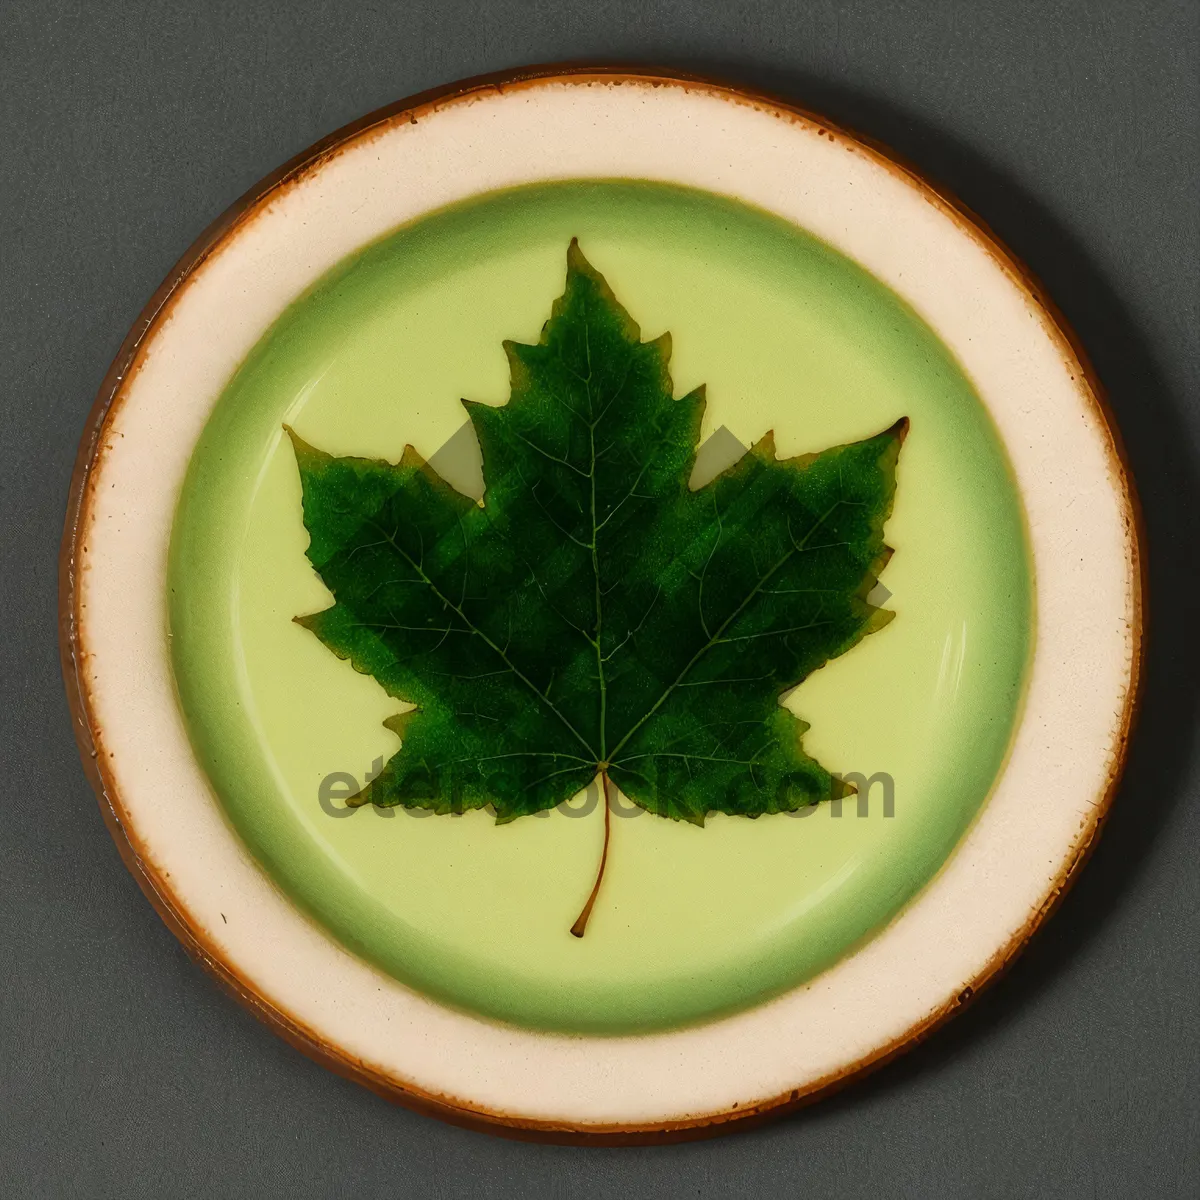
{"left": 64, "top": 69, "right": 1141, "bottom": 1139}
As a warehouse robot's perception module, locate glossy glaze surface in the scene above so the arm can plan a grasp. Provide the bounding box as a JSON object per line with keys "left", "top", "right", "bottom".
{"left": 169, "top": 180, "right": 1032, "bottom": 1032}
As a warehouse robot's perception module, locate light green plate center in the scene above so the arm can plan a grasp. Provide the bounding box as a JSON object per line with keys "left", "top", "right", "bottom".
{"left": 169, "top": 180, "right": 1032, "bottom": 1033}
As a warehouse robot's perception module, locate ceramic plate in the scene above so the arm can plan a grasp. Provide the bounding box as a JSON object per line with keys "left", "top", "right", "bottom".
{"left": 61, "top": 67, "right": 1142, "bottom": 1141}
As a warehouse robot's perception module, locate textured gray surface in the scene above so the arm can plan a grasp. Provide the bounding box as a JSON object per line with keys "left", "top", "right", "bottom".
{"left": 2, "top": 1, "right": 1198, "bottom": 1196}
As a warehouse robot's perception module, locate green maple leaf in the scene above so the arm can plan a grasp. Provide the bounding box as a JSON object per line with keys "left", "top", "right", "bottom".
{"left": 289, "top": 240, "right": 906, "bottom": 934}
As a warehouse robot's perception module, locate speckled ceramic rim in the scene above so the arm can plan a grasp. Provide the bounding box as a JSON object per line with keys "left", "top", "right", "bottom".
{"left": 60, "top": 65, "right": 1144, "bottom": 1143}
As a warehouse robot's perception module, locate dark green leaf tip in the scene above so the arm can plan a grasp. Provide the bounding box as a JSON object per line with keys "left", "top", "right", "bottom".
{"left": 283, "top": 423, "right": 328, "bottom": 471}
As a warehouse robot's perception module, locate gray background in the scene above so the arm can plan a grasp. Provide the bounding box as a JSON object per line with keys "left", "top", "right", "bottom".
{"left": 2, "top": 0, "right": 1197, "bottom": 1195}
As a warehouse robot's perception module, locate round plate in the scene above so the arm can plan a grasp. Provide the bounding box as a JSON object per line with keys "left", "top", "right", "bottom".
{"left": 61, "top": 66, "right": 1142, "bottom": 1141}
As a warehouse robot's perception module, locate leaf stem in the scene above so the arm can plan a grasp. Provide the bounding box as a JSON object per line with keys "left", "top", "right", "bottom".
{"left": 570, "top": 771, "right": 612, "bottom": 938}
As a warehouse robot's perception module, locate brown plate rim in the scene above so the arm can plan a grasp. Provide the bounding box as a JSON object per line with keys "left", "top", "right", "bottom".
{"left": 58, "top": 62, "right": 1146, "bottom": 1144}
